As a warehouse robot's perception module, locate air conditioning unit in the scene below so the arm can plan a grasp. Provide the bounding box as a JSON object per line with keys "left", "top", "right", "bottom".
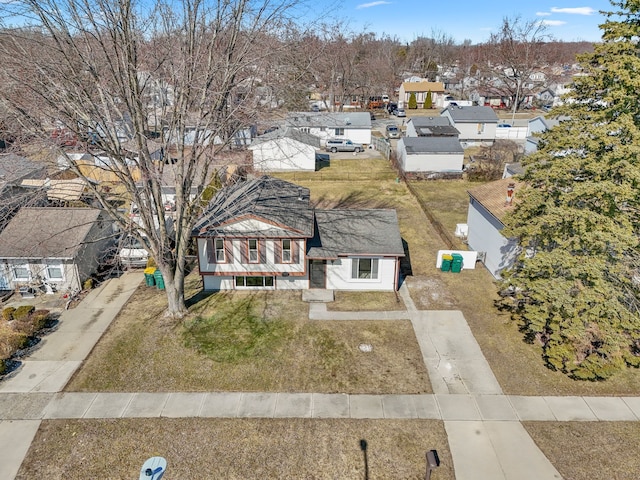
{"left": 454, "top": 223, "right": 468, "bottom": 238}
{"left": 476, "top": 252, "right": 487, "bottom": 263}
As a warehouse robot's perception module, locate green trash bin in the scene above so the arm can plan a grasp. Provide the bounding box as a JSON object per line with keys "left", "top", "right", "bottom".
{"left": 451, "top": 253, "right": 464, "bottom": 273}
{"left": 154, "top": 269, "right": 165, "bottom": 290}
{"left": 441, "top": 254, "right": 453, "bottom": 272}
{"left": 144, "top": 267, "right": 156, "bottom": 287}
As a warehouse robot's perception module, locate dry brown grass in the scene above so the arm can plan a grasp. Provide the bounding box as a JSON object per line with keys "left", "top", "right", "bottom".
{"left": 523, "top": 422, "right": 640, "bottom": 480}
{"left": 328, "top": 291, "right": 402, "bottom": 311}
{"left": 66, "top": 278, "right": 431, "bottom": 394}
{"left": 405, "top": 179, "right": 640, "bottom": 396}
{"left": 17, "top": 418, "right": 455, "bottom": 480}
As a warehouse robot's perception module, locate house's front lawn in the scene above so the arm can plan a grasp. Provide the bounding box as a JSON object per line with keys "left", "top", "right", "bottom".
{"left": 523, "top": 421, "right": 640, "bottom": 480}
{"left": 66, "top": 278, "right": 431, "bottom": 394}
{"left": 17, "top": 418, "right": 455, "bottom": 480}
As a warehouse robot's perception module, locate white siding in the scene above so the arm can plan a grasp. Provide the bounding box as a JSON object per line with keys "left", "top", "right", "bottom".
{"left": 197, "top": 238, "right": 305, "bottom": 276}
{"left": 308, "top": 127, "right": 371, "bottom": 146}
{"left": 324, "top": 256, "right": 398, "bottom": 291}
{"left": 396, "top": 140, "right": 463, "bottom": 173}
{"left": 250, "top": 138, "right": 316, "bottom": 172}
{"left": 466, "top": 200, "right": 519, "bottom": 279}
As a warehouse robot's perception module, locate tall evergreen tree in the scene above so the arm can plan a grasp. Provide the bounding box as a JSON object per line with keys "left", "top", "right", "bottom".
{"left": 500, "top": 0, "right": 640, "bottom": 380}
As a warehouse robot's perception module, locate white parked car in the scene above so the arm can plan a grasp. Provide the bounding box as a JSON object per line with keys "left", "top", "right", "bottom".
{"left": 118, "top": 234, "right": 149, "bottom": 269}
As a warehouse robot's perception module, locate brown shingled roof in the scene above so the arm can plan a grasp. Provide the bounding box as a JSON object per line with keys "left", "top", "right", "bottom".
{"left": 402, "top": 81, "right": 445, "bottom": 92}
{"left": 467, "top": 178, "right": 523, "bottom": 223}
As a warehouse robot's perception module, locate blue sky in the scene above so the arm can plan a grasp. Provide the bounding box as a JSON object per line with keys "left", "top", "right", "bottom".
{"left": 340, "top": 1, "right": 614, "bottom": 43}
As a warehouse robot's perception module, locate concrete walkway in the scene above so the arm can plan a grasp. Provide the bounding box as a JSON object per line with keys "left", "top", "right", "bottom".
{"left": 0, "top": 272, "right": 143, "bottom": 480}
{"left": 0, "top": 276, "right": 638, "bottom": 479}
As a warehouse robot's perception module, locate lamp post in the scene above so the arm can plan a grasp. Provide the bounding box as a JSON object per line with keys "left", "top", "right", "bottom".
{"left": 425, "top": 449, "right": 440, "bottom": 480}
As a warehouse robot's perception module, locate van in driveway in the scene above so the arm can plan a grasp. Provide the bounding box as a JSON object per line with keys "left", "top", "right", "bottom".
{"left": 325, "top": 138, "right": 364, "bottom": 153}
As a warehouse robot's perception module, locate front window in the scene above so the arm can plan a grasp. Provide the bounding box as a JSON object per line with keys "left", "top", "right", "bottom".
{"left": 351, "top": 258, "right": 379, "bottom": 280}
{"left": 282, "top": 239, "right": 291, "bottom": 263}
{"left": 334, "top": 128, "right": 344, "bottom": 136}
{"left": 13, "top": 263, "right": 30, "bottom": 281}
{"left": 235, "top": 276, "right": 274, "bottom": 288}
{"left": 215, "top": 238, "right": 225, "bottom": 262}
{"left": 46, "top": 261, "right": 64, "bottom": 280}
{"left": 248, "top": 239, "right": 259, "bottom": 263}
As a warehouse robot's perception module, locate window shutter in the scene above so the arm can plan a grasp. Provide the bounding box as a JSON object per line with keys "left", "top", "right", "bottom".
{"left": 351, "top": 258, "right": 358, "bottom": 279}
{"left": 372, "top": 259, "right": 379, "bottom": 279}
{"left": 260, "top": 240, "right": 267, "bottom": 264}
{"left": 241, "top": 240, "right": 248, "bottom": 264}
{"left": 292, "top": 240, "right": 299, "bottom": 263}
{"left": 274, "top": 240, "right": 282, "bottom": 264}
{"left": 207, "top": 239, "right": 216, "bottom": 263}
{"left": 225, "top": 239, "right": 234, "bottom": 264}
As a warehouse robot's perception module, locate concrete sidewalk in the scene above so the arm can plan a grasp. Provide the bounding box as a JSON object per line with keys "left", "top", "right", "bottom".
{"left": 1, "top": 391, "right": 639, "bottom": 422}
{"left": 0, "top": 272, "right": 143, "bottom": 480}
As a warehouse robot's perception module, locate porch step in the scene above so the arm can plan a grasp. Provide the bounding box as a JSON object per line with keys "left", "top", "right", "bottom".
{"left": 302, "top": 289, "right": 335, "bottom": 303}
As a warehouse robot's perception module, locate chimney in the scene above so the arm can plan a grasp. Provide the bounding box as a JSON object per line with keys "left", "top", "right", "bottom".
{"left": 505, "top": 182, "right": 515, "bottom": 205}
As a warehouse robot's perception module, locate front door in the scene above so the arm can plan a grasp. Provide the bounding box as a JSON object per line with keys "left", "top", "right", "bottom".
{"left": 309, "top": 260, "right": 326, "bottom": 289}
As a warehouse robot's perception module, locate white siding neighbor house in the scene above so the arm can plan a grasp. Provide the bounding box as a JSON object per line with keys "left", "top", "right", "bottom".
{"left": 192, "top": 176, "right": 404, "bottom": 291}
{"left": 249, "top": 128, "right": 320, "bottom": 172}
{"left": 285, "top": 112, "right": 372, "bottom": 146}
{"left": 441, "top": 105, "right": 499, "bottom": 147}
{"left": 396, "top": 137, "right": 464, "bottom": 174}
{"left": 466, "top": 178, "right": 522, "bottom": 279}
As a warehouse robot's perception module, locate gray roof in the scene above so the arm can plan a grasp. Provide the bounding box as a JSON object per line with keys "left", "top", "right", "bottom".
{"left": 307, "top": 209, "right": 405, "bottom": 259}
{"left": 442, "top": 105, "right": 499, "bottom": 123}
{"left": 286, "top": 112, "right": 371, "bottom": 129}
{"left": 194, "top": 176, "right": 314, "bottom": 238}
{"left": 402, "top": 137, "right": 463, "bottom": 154}
{"left": 250, "top": 127, "right": 321, "bottom": 148}
{"left": 0, "top": 207, "right": 103, "bottom": 259}
{"left": 0, "top": 154, "right": 46, "bottom": 191}
{"left": 409, "top": 116, "right": 460, "bottom": 137}
{"left": 504, "top": 162, "right": 525, "bottom": 176}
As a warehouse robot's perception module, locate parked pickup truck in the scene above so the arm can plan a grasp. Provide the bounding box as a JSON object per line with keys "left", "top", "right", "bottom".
{"left": 325, "top": 138, "right": 364, "bottom": 153}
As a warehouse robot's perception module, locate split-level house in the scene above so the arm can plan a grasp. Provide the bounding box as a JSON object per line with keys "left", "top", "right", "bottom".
{"left": 192, "top": 176, "right": 405, "bottom": 291}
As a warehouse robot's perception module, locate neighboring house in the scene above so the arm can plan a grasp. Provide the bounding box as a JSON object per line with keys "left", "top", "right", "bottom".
{"left": 525, "top": 115, "right": 568, "bottom": 153}
{"left": 21, "top": 178, "right": 94, "bottom": 205}
{"left": 0, "top": 207, "right": 115, "bottom": 292}
{"left": 249, "top": 127, "right": 321, "bottom": 172}
{"left": 398, "top": 81, "right": 445, "bottom": 108}
{"left": 396, "top": 137, "right": 464, "bottom": 175}
{"left": 0, "top": 153, "right": 47, "bottom": 233}
{"left": 285, "top": 112, "right": 372, "bottom": 146}
{"left": 466, "top": 178, "right": 522, "bottom": 279}
{"left": 192, "top": 176, "right": 405, "bottom": 291}
{"left": 502, "top": 163, "right": 524, "bottom": 179}
{"left": 441, "top": 105, "right": 499, "bottom": 147}
{"left": 405, "top": 116, "right": 460, "bottom": 138}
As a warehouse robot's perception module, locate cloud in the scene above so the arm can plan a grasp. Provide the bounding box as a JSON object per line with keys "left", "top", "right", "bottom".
{"left": 356, "top": 1, "right": 391, "bottom": 9}
{"left": 542, "top": 20, "right": 568, "bottom": 26}
{"left": 356, "top": 0, "right": 391, "bottom": 8}
{"left": 550, "top": 7, "right": 596, "bottom": 15}
{"left": 536, "top": 11, "right": 551, "bottom": 17}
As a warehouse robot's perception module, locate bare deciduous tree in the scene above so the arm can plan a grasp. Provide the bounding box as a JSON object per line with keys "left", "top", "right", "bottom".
{"left": 0, "top": 0, "right": 308, "bottom": 317}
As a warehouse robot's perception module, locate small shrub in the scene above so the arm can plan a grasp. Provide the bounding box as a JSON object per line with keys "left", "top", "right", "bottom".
{"left": 83, "top": 278, "right": 94, "bottom": 290}
{"left": 13, "top": 305, "right": 35, "bottom": 320}
{"left": 2, "top": 307, "right": 15, "bottom": 321}
{"left": 12, "top": 318, "right": 37, "bottom": 337}
{"left": 0, "top": 324, "right": 27, "bottom": 358}
{"left": 31, "top": 310, "right": 50, "bottom": 330}
{"left": 424, "top": 90, "right": 433, "bottom": 109}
